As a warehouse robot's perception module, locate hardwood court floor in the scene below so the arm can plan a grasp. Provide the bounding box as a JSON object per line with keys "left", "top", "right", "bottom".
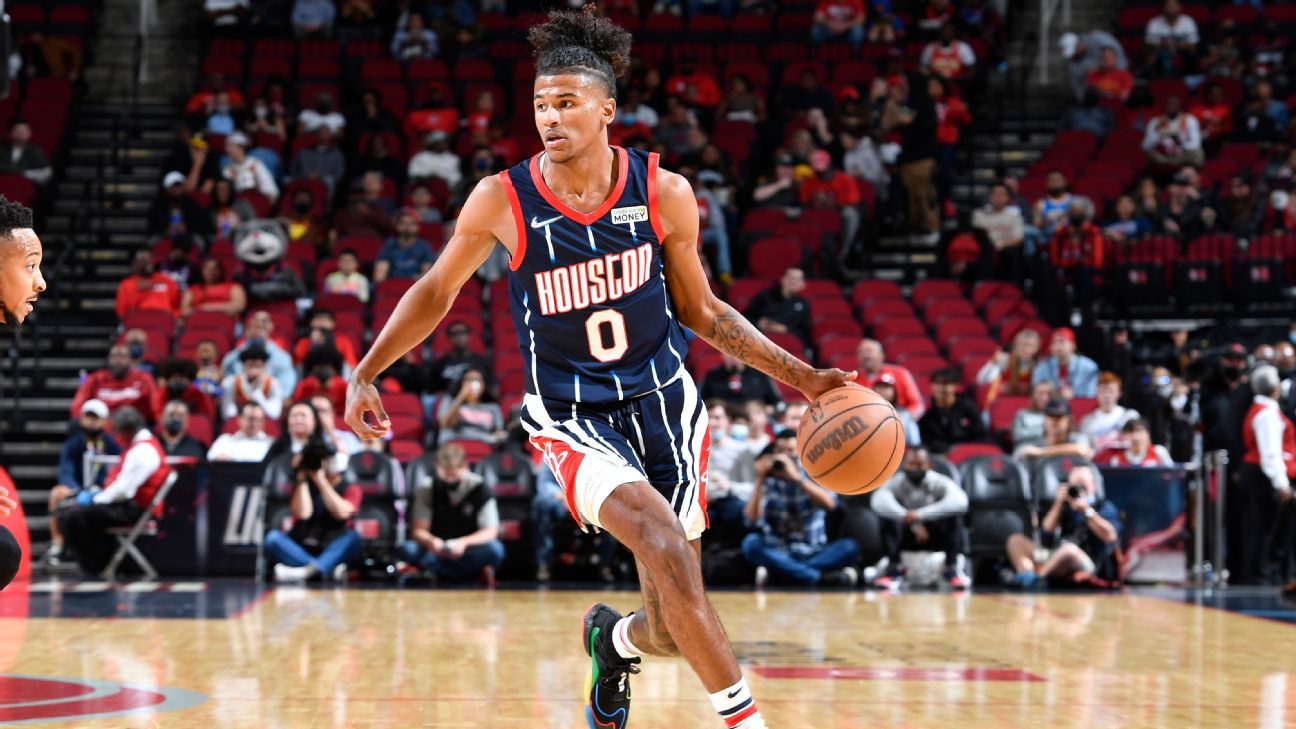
{"left": 1, "top": 583, "right": 1295, "bottom": 728}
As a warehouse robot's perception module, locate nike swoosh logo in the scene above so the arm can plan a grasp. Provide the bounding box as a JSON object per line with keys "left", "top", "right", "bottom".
{"left": 727, "top": 689, "right": 741, "bottom": 699}
{"left": 531, "top": 215, "right": 563, "bottom": 228}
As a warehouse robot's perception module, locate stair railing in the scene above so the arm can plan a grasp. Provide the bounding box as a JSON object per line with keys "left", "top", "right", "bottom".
{"left": 1037, "top": 0, "right": 1072, "bottom": 86}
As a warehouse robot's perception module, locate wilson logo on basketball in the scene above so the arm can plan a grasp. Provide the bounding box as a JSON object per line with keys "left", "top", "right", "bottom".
{"left": 804, "top": 416, "right": 868, "bottom": 465}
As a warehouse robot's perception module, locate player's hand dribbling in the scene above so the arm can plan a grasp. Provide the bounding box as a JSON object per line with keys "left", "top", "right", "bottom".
{"left": 798, "top": 368, "right": 860, "bottom": 404}
{"left": 345, "top": 378, "right": 391, "bottom": 440}
{"left": 0, "top": 486, "right": 15, "bottom": 517}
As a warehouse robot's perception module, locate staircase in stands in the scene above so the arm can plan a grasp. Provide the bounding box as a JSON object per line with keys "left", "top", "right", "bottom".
{"left": 3, "top": 0, "right": 198, "bottom": 555}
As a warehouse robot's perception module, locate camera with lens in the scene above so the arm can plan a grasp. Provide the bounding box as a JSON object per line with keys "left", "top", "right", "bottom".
{"left": 1067, "top": 484, "right": 1084, "bottom": 500}
{"left": 297, "top": 438, "right": 338, "bottom": 474}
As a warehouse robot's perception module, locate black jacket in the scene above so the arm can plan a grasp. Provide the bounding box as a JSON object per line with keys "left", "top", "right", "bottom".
{"left": 919, "top": 395, "right": 987, "bottom": 454}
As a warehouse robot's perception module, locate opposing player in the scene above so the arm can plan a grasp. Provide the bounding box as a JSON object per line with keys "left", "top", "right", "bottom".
{"left": 345, "top": 10, "right": 854, "bottom": 728}
{"left": 0, "top": 195, "right": 46, "bottom": 590}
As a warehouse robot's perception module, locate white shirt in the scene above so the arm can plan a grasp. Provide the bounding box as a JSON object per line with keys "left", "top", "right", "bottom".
{"left": 920, "top": 40, "right": 976, "bottom": 70}
{"left": 1252, "top": 395, "right": 1291, "bottom": 490}
{"left": 223, "top": 157, "right": 279, "bottom": 200}
{"left": 95, "top": 430, "right": 163, "bottom": 504}
{"left": 1145, "top": 14, "right": 1199, "bottom": 46}
{"left": 207, "top": 431, "right": 274, "bottom": 462}
{"left": 1080, "top": 405, "right": 1139, "bottom": 452}
{"left": 205, "top": 0, "right": 248, "bottom": 25}
{"left": 709, "top": 433, "right": 769, "bottom": 501}
{"left": 220, "top": 373, "right": 285, "bottom": 420}
{"left": 407, "top": 150, "right": 462, "bottom": 188}
{"left": 1141, "top": 113, "right": 1202, "bottom": 153}
{"left": 297, "top": 109, "right": 347, "bottom": 134}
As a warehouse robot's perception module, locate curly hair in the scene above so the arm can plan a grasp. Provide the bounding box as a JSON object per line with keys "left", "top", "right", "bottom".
{"left": 527, "top": 6, "right": 632, "bottom": 100}
{"left": 0, "top": 195, "right": 33, "bottom": 245}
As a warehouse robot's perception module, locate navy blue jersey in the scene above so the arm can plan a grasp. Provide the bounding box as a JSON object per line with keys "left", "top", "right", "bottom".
{"left": 499, "top": 146, "right": 690, "bottom": 405}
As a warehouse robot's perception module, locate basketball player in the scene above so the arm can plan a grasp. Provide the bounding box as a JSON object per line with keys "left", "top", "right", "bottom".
{"left": 345, "top": 10, "right": 855, "bottom": 728}
{"left": 0, "top": 194, "right": 45, "bottom": 590}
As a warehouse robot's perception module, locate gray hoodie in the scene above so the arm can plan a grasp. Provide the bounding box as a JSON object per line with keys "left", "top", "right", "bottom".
{"left": 871, "top": 470, "right": 968, "bottom": 523}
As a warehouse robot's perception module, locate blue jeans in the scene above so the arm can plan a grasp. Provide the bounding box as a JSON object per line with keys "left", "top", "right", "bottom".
{"left": 701, "top": 224, "right": 733, "bottom": 276}
{"left": 810, "top": 22, "right": 865, "bottom": 50}
{"left": 741, "top": 532, "right": 860, "bottom": 585}
{"left": 398, "top": 539, "right": 505, "bottom": 582}
{"left": 264, "top": 529, "right": 361, "bottom": 574}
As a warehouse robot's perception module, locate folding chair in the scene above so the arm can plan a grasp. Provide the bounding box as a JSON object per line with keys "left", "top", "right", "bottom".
{"left": 102, "top": 471, "right": 178, "bottom": 581}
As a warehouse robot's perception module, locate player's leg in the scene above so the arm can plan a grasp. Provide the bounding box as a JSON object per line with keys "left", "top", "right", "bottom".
{"left": 44, "top": 485, "right": 73, "bottom": 561}
{"left": 0, "top": 525, "right": 20, "bottom": 589}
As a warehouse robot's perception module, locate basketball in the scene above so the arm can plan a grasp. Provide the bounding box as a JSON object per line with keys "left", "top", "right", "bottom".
{"left": 797, "top": 386, "right": 905, "bottom": 495}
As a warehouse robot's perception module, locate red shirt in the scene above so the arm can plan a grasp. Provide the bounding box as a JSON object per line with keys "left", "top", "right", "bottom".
{"left": 151, "top": 385, "right": 216, "bottom": 423}
{"left": 859, "top": 365, "right": 925, "bottom": 419}
{"left": 1049, "top": 222, "right": 1105, "bottom": 269}
{"left": 1189, "top": 103, "right": 1232, "bottom": 139}
{"left": 188, "top": 282, "right": 239, "bottom": 311}
{"left": 71, "top": 369, "right": 157, "bottom": 421}
{"left": 293, "top": 375, "right": 349, "bottom": 415}
{"left": 293, "top": 336, "right": 359, "bottom": 368}
{"left": 936, "top": 96, "right": 972, "bottom": 145}
{"left": 665, "top": 71, "right": 722, "bottom": 108}
{"left": 1086, "top": 68, "right": 1134, "bottom": 101}
{"left": 116, "top": 273, "right": 180, "bottom": 319}
{"left": 816, "top": 0, "right": 865, "bottom": 24}
{"left": 1243, "top": 400, "right": 1296, "bottom": 478}
{"left": 800, "top": 172, "right": 861, "bottom": 208}
{"left": 106, "top": 435, "right": 173, "bottom": 513}
{"left": 1106, "top": 447, "right": 1166, "bottom": 467}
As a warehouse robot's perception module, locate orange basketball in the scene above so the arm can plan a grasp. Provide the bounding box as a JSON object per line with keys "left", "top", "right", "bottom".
{"left": 797, "top": 386, "right": 906, "bottom": 495}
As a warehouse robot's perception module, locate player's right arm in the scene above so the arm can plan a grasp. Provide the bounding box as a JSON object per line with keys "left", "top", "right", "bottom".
{"left": 345, "top": 176, "right": 514, "bottom": 439}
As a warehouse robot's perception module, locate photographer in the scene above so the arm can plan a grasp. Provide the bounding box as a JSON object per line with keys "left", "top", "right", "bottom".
{"left": 263, "top": 401, "right": 361, "bottom": 582}
{"left": 1005, "top": 466, "right": 1121, "bottom": 588}
{"left": 870, "top": 446, "right": 971, "bottom": 590}
{"left": 741, "top": 431, "right": 860, "bottom": 587}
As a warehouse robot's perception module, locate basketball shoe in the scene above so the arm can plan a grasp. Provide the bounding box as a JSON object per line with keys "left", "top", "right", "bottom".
{"left": 582, "top": 603, "right": 640, "bottom": 729}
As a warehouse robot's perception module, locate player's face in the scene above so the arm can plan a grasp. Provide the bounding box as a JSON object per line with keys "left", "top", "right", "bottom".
{"left": 0, "top": 229, "right": 45, "bottom": 325}
{"left": 533, "top": 73, "right": 616, "bottom": 163}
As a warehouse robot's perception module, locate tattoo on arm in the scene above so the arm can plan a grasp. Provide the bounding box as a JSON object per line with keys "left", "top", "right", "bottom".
{"left": 705, "top": 303, "right": 814, "bottom": 389}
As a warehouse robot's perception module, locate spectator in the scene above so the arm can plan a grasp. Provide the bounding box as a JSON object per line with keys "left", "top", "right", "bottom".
{"left": 856, "top": 339, "right": 925, "bottom": 419}
{"left": 321, "top": 249, "right": 371, "bottom": 304}
{"left": 290, "top": 126, "right": 346, "bottom": 198}
{"left": 800, "top": 150, "right": 862, "bottom": 265}
{"left": 205, "top": 91, "right": 239, "bottom": 136}
{"left": 1142, "top": 96, "right": 1203, "bottom": 167}
{"left": 208, "top": 178, "right": 251, "bottom": 240}
{"left": 1236, "top": 93, "right": 1285, "bottom": 144}
{"left": 1080, "top": 372, "right": 1140, "bottom": 452}
{"left": 1254, "top": 80, "right": 1288, "bottom": 130}
{"left": 929, "top": 75, "right": 971, "bottom": 202}
{"left": 680, "top": 165, "right": 733, "bottom": 282}
{"left": 1013, "top": 398, "right": 1094, "bottom": 462}
{"left": 921, "top": 24, "right": 976, "bottom": 80}
{"left": 870, "top": 446, "right": 971, "bottom": 589}
{"left": 1012, "top": 381, "right": 1058, "bottom": 449}
{"left": 409, "top": 130, "right": 466, "bottom": 188}
{"left": 1032, "top": 169, "right": 1076, "bottom": 239}
{"left": 293, "top": 310, "right": 359, "bottom": 371}
{"left": 436, "top": 368, "right": 505, "bottom": 446}
{"left": 840, "top": 129, "right": 889, "bottom": 194}
{"left": 356, "top": 133, "right": 405, "bottom": 187}
{"left": 115, "top": 250, "right": 180, "bottom": 319}
{"left": 354, "top": 89, "right": 399, "bottom": 137}
{"left": 1084, "top": 47, "right": 1133, "bottom": 101}
{"left": 208, "top": 402, "right": 274, "bottom": 462}
{"left": 406, "top": 184, "right": 444, "bottom": 224}
{"left": 293, "top": 344, "right": 349, "bottom": 415}
{"left": 180, "top": 258, "right": 246, "bottom": 318}
{"left": 281, "top": 186, "right": 328, "bottom": 252}
{"left": 247, "top": 93, "right": 288, "bottom": 144}
{"left": 972, "top": 182, "right": 1026, "bottom": 278}
{"left": 1033, "top": 328, "right": 1100, "bottom": 399}
{"left": 707, "top": 402, "right": 767, "bottom": 537}
{"left": 918, "top": 368, "right": 987, "bottom": 454}
{"left": 716, "top": 75, "right": 765, "bottom": 124}
{"left": 811, "top": 0, "right": 867, "bottom": 51}
{"left": 149, "top": 171, "right": 214, "bottom": 249}
{"left": 391, "top": 12, "right": 439, "bottom": 62}
{"left": 157, "top": 399, "right": 208, "bottom": 460}
{"left": 873, "top": 377, "right": 920, "bottom": 445}
{"left": 296, "top": 92, "right": 346, "bottom": 135}
{"left": 398, "top": 443, "right": 504, "bottom": 583}
{"left": 204, "top": 0, "right": 248, "bottom": 29}
{"left": 42, "top": 400, "right": 121, "bottom": 566}
{"left": 263, "top": 401, "right": 361, "bottom": 583}
{"left": 427, "top": 321, "right": 491, "bottom": 395}
{"left": 335, "top": 172, "right": 397, "bottom": 239}
{"left": 1048, "top": 197, "right": 1105, "bottom": 312}
{"left": 221, "top": 345, "right": 286, "bottom": 421}
{"left": 222, "top": 132, "right": 279, "bottom": 203}
{"left": 1063, "top": 88, "right": 1115, "bottom": 138}
{"left": 1102, "top": 419, "right": 1173, "bottom": 467}
{"left": 751, "top": 152, "right": 801, "bottom": 209}
{"left": 291, "top": 0, "right": 335, "bottom": 38}
{"left": 666, "top": 57, "right": 723, "bottom": 110}
{"left": 1189, "top": 85, "right": 1233, "bottom": 147}
{"left": 892, "top": 74, "right": 939, "bottom": 240}
{"left": 1102, "top": 194, "right": 1154, "bottom": 244}
{"left": 742, "top": 431, "right": 860, "bottom": 587}
{"left": 120, "top": 328, "right": 157, "bottom": 375}
{"left": 55, "top": 406, "right": 173, "bottom": 577}
{"left": 1145, "top": 0, "right": 1199, "bottom": 50}
{"left": 918, "top": 0, "right": 954, "bottom": 33}
{"left": 744, "top": 267, "right": 812, "bottom": 348}
{"left": 1160, "top": 169, "right": 1213, "bottom": 241}
{"left": 1005, "top": 465, "right": 1121, "bottom": 587}
{"left": 700, "top": 354, "right": 784, "bottom": 408}
{"left": 222, "top": 310, "right": 299, "bottom": 394}
{"left": 1264, "top": 188, "right": 1296, "bottom": 233}
{"left": 375, "top": 209, "right": 436, "bottom": 283}
{"left": 979, "top": 329, "right": 1042, "bottom": 402}
{"left": 0, "top": 121, "right": 51, "bottom": 187}
{"left": 1234, "top": 365, "right": 1294, "bottom": 585}
{"left": 867, "top": 0, "right": 902, "bottom": 42}
{"left": 152, "top": 357, "right": 217, "bottom": 423}
{"left": 71, "top": 346, "right": 157, "bottom": 421}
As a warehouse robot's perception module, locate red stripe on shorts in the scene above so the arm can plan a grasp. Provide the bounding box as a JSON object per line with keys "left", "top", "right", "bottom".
{"left": 531, "top": 436, "right": 585, "bottom": 526}
{"left": 698, "top": 426, "right": 712, "bottom": 529}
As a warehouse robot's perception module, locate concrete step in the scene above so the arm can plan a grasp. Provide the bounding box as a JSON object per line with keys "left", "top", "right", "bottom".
{"left": 6, "top": 465, "right": 59, "bottom": 481}
{"left": 1, "top": 442, "right": 64, "bottom": 457}
{"left": 0, "top": 421, "right": 72, "bottom": 436}
{"left": 0, "top": 376, "right": 84, "bottom": 391}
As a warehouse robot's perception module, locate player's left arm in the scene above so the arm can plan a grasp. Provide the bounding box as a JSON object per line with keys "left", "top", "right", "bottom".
{"left": 659, "top": 169, "right": 856, "bottom": 402}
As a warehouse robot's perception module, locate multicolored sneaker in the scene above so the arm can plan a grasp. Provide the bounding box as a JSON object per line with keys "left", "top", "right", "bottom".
{"left": 582, "top": 603, "right": 640, "bottom": 729}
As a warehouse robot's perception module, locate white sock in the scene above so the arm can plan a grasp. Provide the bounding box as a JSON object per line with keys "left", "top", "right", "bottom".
{"left": 610, "top": 615, "right": 645, "bottom": 660}
{"left": 710, "top": 678, "right": 766, "bottom": 728}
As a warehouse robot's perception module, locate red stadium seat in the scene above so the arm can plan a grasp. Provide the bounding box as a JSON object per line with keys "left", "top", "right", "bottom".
{"left": 921, "top": 298, "right": 977, "bottom": 325}
{"left": 1070, "top": 397, "right": 1098, "bottom": 423}
{"left": 883, "top": 336, "right": 940, "bottom": 359}
{"left": 948, "top": 443, "right": 1005, "bottom": 465}
{"left": 948, "top": 338, "right": 999, "bottom": 368}
{"left": 183, "top": 312, "right": 236, "bottom": 337}
{"left": 407, "top": 59, "right": 449, "bottom": 82}
{"left": 989, "top": 396, "right": 1029, "bottom": 435}
{"left": 911, "top": 279, "right": 964, "bottom": 307}
{"left": 851, "top": 280, "right": 903, "bottom": 307}
{"left": 188, "top": 415, "right": 214, "bottom": 448}
{"left": 809, "top": 297, "right": 853, "bottom": 318}
{"left": 0, "top": 175, "right": 36, "bottom": 206}
{"left": 934, "top": 317, "right": 990, "bottom": 348}
{"left": 872, "top": 317, "right": 925, "bottom": 342}
{"left": 859, "top": 298, "right": 915, "bottom": 324}
{"left": 746, "top": 238, "right": 805, "bottom": 279}
{"left": 361, "top": 58, "right": 403, "bottom": 81}
{"left": 895, "top": 354, "right": 948, "bottom": 378}
{"left": 983, "top": 298, "right": 1038, "bottom": 325}
{"left": 123, "top": 310, "right": 177, "bottom": 340}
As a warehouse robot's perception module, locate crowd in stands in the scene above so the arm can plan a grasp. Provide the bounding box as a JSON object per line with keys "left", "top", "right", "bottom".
{"left": 37, "top": 0, "right": 1296, "bottom": 593}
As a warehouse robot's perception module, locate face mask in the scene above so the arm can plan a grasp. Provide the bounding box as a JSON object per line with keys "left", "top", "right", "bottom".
{"left": 1223, "top": 365, "right": 1245, "bottom": 380}
{"left": 254, "top": 106, "right": 267, "bottom": 118}
{"left": 313, "top": 367, "right": 333, "bottom": 382}
{"left": 215, "top": 103, "right": 230, "bottom": 114}
{"left": 1047, "top": 186, "right": 1066, "bottom": 196}
{"left": 294, "top": 200, "right": 311, "bottom": 214}
{"left": 163, "top": 418, "right": 185, "bottom": 436}
{"left": 166, "top": 381, "right": 189, "bottom": 397}
{"left": 247, "top": 337, "right": 266, "bottom": 349}
{"left": 905, "top": 468, "right": 928, "bottom": 484}
{"left": 1170, "top": 394, "right": 1188, "bottom": 410}
{"left": 1068, "top": 213, "right": 1086, "bottom": 225}
{"left": 83, "top": 426, "right": 103, "bottom": 437}
{"left": 127, "top": 343, "right": 145, "bottom": 359}
{"left": 729, "top": 423, "right": 749, "bottom": 441}
{"left": 475, "top": 158, "right": 490, "bottom": 172}
{"left": 1156, "top": 383, "right": 1174, "bottom": 399}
